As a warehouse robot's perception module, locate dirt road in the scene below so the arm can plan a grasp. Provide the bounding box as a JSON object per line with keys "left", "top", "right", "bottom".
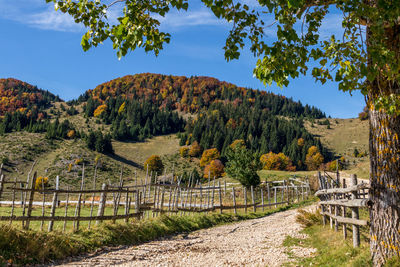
{"left": 58, "top": 208, "right": 316, "bottom": 267}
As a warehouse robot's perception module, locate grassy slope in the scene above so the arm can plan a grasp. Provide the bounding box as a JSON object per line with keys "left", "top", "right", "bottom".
{"left": 304, "top": 118, "right": 370, "bottom": 179}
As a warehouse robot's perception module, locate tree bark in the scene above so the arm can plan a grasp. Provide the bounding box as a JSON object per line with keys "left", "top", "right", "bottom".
{"left": 368, "top": 20, "right": 400, "bottom": 265}
{"left": 369, "top": 102, "right": 400, "bottom": 266}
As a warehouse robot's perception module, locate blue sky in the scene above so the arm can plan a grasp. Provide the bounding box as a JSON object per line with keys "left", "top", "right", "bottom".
{"left": 0, "top": 0, "right": 365, "bottom": 118}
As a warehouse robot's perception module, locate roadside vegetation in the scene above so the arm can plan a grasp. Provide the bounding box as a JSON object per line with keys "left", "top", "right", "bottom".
{"left": 283, "top": 209, "right": 372, "bottom": 266}
{"left": 0, "top": 199, "right": 314, "bottom": 265}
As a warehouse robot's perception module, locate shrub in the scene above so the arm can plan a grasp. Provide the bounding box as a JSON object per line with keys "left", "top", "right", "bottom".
{"left": 260, "top": 152, "right": 295, "bottom": 171}
{"left": 305, "top": 146, "right": 324, "bottom": 170}
{"left": 74, "top": 158, "right": 83, "bottom": 165}
{"left": 144, "top": 155, "right": 164, "bottom": 175}
{"left": 35, "top": 176, "right": 49, "bottom": 190}
{"left": 67, "top": 163, "right": 73, "bottom": 173}
{"left": 229, "top": 139, "right": 245, "bottom": 150}
{"left": 179, "top": 147, "right": 189, "bottom": 158}
{"left": 297, "top": 138, "right": 305, "bottom": 147}
{"left": 203, "top": 159, "right": 224, "bottom": 179}
{"left": 188, "top": 141, "right": 201, "bottom": 157}
{"left": 67, "top": 130, "right": 75, "bottom": 139}
{"left": 326, "top": 159, "right": 344, "bottom": 171}
{"left": 225, "top": 145, "right": 261, "bottom": 188}
{"left": 200, "top": 148, "right": 220, "bottom": 167}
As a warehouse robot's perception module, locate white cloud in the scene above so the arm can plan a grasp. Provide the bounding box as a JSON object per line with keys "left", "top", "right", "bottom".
{"left": 26, "top": 7, "right": 84, "bottom": 32}
{"left": 0, "top": 1, "right": 84, "bottom": 32}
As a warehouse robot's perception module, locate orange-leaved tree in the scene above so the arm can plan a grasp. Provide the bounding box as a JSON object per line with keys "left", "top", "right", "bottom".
{"left": 144, "top": 155, "right": 164, "bottom": 175}
{"left": 188, "top": 141, "right": 202, "bottom": 157}
{"left": 260, "top": 152, "right": 295, "bottom": 171}
{"left": 93, "top": 104, "right": 107, "bottom": 117}
{"left": 200, "top": 148, "right": 220, "bottom": 167}
{"left": 305, "top": 146, "right": 324, "bottom": 171}
{"left": 203, "top": 159, "right": 224, "bottom": 179}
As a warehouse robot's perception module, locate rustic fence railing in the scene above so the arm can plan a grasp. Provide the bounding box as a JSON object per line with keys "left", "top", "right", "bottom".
{"left": 0, "top": 165, "right": 311, "bottom": 232}
{"left": 315, "top": 173, "right": 370, "bottom": 247}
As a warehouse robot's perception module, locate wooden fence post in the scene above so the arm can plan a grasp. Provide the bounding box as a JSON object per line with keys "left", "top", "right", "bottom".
{"left": 342, "top": 178, "right": 347, "bottom": 239}
{"left": 261, "top": 187, "right": 264, "bottom": 212}
{"left": 244, "top": 187, "right": 247, "bottom": 214}
{"left": 251, "top": 186, "right": 256, "bottom": 212}
{"left": 351, "top": 174, "right": 360, "bottom": 247}
{"left": 0, "top": 174, "right": 5, "bottom": 204}
{"left": 96, "top": 183, "right": 108, "bottom": 225}
{"left": 24, "top": 172, "right": 37, "bottom": 230}
{"left": 218, "top": 181, "right": 223, "bottom": 214}
{"left": 135, "top": 190, "right": 140, "bottom": 216}
{"left": 232, "top": 187, "right": 237, "bottom": 215}
{"left": 48, "top": 176, "right": 59, "bottom": 232}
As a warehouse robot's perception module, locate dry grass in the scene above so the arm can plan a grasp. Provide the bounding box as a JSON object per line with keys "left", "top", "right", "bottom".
{"left": 305, "top": 118, "right": 370, "bottom": 179}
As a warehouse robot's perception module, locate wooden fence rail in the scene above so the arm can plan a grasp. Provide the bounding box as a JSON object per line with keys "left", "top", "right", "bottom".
{"left": 315, "top": 172, "right": 370, "bottom": 247}
{"left": 0, "top": 165, "right": 311, "bottom": 233}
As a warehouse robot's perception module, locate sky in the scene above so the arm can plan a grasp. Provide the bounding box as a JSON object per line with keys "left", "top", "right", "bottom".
{"left": 0, "top": 0, "right": 365, "bottom": 118}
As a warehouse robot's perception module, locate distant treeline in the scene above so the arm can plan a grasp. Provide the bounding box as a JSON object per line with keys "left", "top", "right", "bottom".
{"left": 179, "top": 102, "right": 330, "bottom": 170}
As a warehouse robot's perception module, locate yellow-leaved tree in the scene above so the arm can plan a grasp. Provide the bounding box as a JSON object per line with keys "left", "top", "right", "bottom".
{"left": 144, "top": 155, "right": 164, "bottom": 175}
{"left": 200, "top": 148, "right": 220, "bottom": 167}
{"left": 305, "top": 146, "right": 324, "bottom": 171}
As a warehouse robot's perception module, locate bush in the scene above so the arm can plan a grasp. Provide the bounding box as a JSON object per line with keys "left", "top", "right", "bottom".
{"left": 203, "top": 159, "right": 224, "bottom": 179}
{"left": 200, "top": 148, "right": 220, "bottom": 167}
{"left": 35, "top": 176, "right": 49, "bottom": 190}
{"left": 67, "top": 129, "right": 75, "bottom": 139}
{"left": 144, "top": 155, "right": 164, "bottom": 175}
{"left": 179, "top": 146, "right": 189, "bottom": 158}
{"left": 188, "top": 141, "right": 202, "bottom": 157}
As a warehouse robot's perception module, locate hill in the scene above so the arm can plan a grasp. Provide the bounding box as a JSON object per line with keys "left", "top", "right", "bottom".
{"left": 0, "top": 78, "right": 60, "bottom": 115}
{"left": 304, "top": 118, "right": 369, "bottom": 178}
{"left": 74, "top": 73, "right": 329, "bottom": 171}
{"left": 77, "top": 73, "right": 326, "bottom": 118}
{"left": 0, "top": 74, "right": 340, "bottom": 187}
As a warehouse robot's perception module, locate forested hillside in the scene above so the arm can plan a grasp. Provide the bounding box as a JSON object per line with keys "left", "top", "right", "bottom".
{"left": 74, "top": 73, "right": 329, "bottom": 170}
{"left": 0, "top": 74, "right": 331, "bottom": 174}
{"left": 0, "top": 78, "right": 60, "bottom": 115}
{"left": 77, "top": 73, "right": 325, "bottom": 118}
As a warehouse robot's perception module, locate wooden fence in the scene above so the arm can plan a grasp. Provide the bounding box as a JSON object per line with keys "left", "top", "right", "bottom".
{"left": 315, "top": 172, "right": 370, "bottom": 247}
{"left": 0, "top": 165, "right": 311, "bottom": 232}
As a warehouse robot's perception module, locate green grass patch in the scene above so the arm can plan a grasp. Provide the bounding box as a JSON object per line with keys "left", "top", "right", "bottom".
{"left": 0, "top": 199, "right": 315, "bottom": 265}
{"left": 284, "top": 208, "right": 372, "bottom": 267}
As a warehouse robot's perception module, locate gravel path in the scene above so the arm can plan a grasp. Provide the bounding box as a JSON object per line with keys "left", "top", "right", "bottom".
{"left": 58, "top": 208, "right": 315, "bottom": 267}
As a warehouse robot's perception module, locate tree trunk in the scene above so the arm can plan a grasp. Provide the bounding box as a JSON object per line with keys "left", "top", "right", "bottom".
{"left": 369, "top": 103, "right": 400, "bottom": 266}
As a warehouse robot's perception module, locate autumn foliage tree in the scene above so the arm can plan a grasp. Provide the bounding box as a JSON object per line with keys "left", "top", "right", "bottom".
{"left": 200, "top": 148, "right": 220, "bottom": 167}
{"left": 188, "top": 141, "right": 202, "bottom": 157}
{"left": 203, "top": 159, "right": 224, "bottom": 179}
{"left": 305, "top": 146, "right": 324, "bottom": 171}
{"left": 144, "top": 155, "right": 164, "bottom": 175}
{"left": 260, "top": 152, "right": 296, "bottom": 171}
